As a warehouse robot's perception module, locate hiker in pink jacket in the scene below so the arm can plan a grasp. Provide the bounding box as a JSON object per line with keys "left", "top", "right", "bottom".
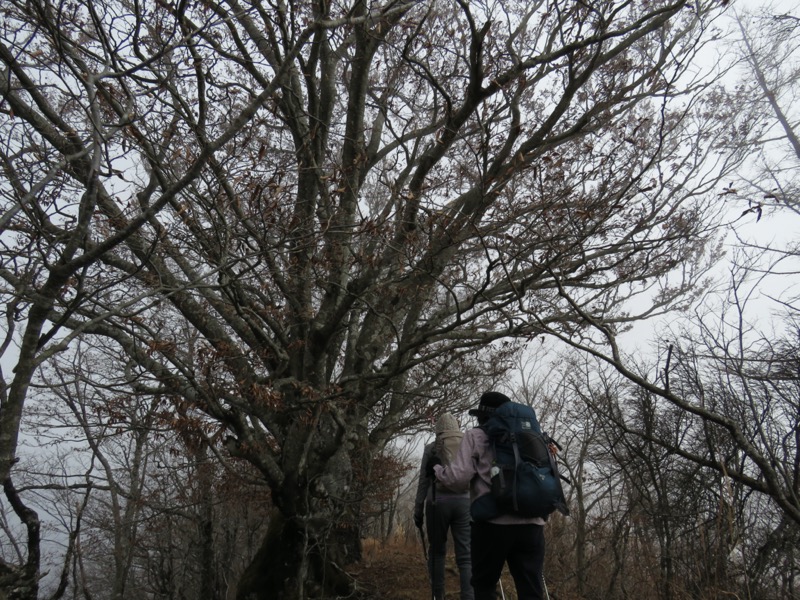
{"left": 434, "top": 392, "right": 547, "bottom": 600}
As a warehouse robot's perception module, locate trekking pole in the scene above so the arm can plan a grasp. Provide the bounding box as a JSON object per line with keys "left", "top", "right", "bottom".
{"left": 543, "top": 574, "right": 551, "bottom": 600}
{"left": 498, "top": 577, "right": 506, "bottom": 600}
{"left": 430, "top": 478, "right": 437, "bottom": 600}
{"left": 417, "top": 524, "right": 428, "bottom": 561}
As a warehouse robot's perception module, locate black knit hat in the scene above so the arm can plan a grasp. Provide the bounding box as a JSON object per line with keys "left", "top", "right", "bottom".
{"left": 468, "top": 391, "right": 511, "bottom": 417}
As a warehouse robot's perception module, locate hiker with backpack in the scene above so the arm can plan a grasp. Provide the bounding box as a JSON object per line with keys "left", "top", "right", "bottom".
{"left": 432, "top": 391, "right": 569, "bottom": 600}
{"left": 414, "top": 413, "right": 474, "bottom": 600}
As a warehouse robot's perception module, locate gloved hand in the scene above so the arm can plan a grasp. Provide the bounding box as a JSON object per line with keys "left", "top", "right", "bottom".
{"left": 425, "top": 456, "right": 441, "bottom": 478}
{"left": 414, "top": 513, "right": 423, "bottom": 529}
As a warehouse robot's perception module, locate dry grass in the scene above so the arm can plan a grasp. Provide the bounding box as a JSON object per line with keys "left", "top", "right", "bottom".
{"left": 350, "top": 534, "right": 520, "bottom": 599}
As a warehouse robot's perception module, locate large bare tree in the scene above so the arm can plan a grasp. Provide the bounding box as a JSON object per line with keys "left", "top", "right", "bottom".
{"left": 1, "top": 0, "right": 745, "bottom": 597}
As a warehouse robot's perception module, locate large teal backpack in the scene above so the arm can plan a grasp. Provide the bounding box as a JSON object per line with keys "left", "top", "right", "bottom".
{"left": 471, "top": 401, "right": 570, "bottom": 521}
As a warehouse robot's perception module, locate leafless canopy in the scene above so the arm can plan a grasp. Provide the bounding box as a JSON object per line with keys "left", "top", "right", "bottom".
{"left": 0, "top": 0, "right": 743, "bottom": 596}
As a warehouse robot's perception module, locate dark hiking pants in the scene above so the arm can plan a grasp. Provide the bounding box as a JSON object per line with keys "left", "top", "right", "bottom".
{"left": 470, "top": 521, "right": 545, "bottom": 600}
{"left": 425, "top": 497, "right": 474, "bottom": 600}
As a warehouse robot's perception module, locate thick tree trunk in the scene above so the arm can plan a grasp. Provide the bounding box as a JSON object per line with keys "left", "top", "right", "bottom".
{"left": 235, "top": 509, "right": 355, "bottom": 600}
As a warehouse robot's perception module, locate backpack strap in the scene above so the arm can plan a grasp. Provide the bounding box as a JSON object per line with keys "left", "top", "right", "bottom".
{"left": 510, "top": 432, "right": 521, "bottom": 513}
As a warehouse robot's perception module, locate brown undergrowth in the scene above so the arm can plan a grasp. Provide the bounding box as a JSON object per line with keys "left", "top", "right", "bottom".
{"left": 350, "top": 534, "right": 521, "bottom": 600}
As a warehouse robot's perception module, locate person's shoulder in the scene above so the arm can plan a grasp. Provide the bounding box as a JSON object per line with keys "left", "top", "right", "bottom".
{"left": 466, "top": 427, "right": 488, "bottom": 442}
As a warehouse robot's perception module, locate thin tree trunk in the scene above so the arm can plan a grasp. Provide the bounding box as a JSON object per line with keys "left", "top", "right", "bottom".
{"left": 1, "top": 479, "right": 40, "bottom": 600}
